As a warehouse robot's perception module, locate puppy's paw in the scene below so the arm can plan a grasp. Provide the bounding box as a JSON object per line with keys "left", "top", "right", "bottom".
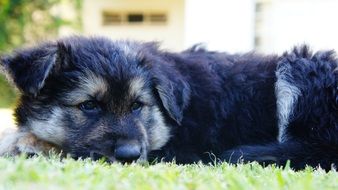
{"left": 0, "top": 129, "right": 59, "bottom": 156}
{"left": 16, "top": 132, "right": 59, "bottom": 156}
{"left": 0, "top": 128, "right": 22, "bottom": 156}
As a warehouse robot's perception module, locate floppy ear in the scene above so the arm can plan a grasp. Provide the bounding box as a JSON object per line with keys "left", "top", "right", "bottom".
{"left": 0, "top": 42, "right": 58, "bottom": 96}
{"left": 145, "top": 51, "right": 191, "bottom": 125}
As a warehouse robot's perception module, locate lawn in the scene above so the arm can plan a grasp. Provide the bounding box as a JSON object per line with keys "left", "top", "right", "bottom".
{"left": 0, "top": 155, "right": 337, "bottom": 190}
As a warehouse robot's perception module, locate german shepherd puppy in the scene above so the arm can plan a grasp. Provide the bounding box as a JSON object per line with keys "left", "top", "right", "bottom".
{"left": 0, "top": 36, "right": 337, "bottom": 170}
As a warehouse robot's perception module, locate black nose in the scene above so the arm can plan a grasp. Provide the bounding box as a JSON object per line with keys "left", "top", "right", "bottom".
{"left": 114, "top": 144, "right": 141, "bottom": 163}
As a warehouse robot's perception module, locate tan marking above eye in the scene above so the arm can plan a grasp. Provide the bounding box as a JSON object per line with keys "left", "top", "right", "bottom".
{"left": 62, "top": 72, "right": 108, "bottom": 105}
{"left": 129, "top": 77, "right": 145, "bottom": 97}
{"left": 128, "top": 77, "right": 153, "bottom": 104}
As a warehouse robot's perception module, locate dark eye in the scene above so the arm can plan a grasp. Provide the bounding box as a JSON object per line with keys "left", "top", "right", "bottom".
{"left": 131, "top": 102, "right": 143, "bottom": 112}
{"left": 78, "top": 100, "right": 101, "bottom": 113}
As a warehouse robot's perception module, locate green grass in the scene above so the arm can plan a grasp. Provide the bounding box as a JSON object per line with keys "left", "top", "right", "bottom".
{"left": 0, "top": 74, "right": 17, "bottom": 108}
{"left": 0, "top": 155, "right": 337, "bottom": 190}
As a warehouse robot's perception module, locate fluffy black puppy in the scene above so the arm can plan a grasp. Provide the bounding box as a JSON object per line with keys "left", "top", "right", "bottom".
{"left": 0, "top": 36, "right": 337, "bottom": 170}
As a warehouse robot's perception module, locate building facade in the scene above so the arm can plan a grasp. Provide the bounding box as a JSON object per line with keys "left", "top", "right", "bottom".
{"left": 80, "top": 0, "right": 338, "bottom": 53}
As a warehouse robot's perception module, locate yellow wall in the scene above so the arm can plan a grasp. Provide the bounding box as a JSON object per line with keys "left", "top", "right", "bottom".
{"left": 82, "top": 0, "right": 185, "bottom": 51}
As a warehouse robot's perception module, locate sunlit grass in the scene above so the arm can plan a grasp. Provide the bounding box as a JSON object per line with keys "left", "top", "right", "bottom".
{"left": 0, "top": 155, "right": 337, "bottom": 190}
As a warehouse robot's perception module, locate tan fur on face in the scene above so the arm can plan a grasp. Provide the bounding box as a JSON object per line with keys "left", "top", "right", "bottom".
{"left": 135, "top": 120, "right": 149, "bottom": 162}
{"left": 63, "top": 72, "right": 108, "bottom": 105}
{"left": 129, "top": 77, "right": 152, "bottom": 103}
{"left": 28, "top": 107, "right": 66, "bottom": 145}
{"left": 147, "top": 106, "right": 171, "bottom": 150}
{"left": 129, "top": 78, "right": 171, "bottom": 151}
{"left": 129, "top": 78, "right": 145, "bottom": 97}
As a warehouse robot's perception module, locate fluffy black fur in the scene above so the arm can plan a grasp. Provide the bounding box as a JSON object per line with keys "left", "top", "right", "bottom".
{"left": 1, "top": 37, "right": 337, "bottom": 170}
{"left": 149, "top": 46, "right": 338, "bottom": 169}
{"left": 148, "top": 48, "right": 280, "bottom": 163}
{"left": 151, "top": 46, "right": 338, "bottom": 170}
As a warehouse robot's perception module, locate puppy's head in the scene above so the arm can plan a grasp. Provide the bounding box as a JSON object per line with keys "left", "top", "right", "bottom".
{"left": 0, "top": 36, "right": 190, "bottom": 163}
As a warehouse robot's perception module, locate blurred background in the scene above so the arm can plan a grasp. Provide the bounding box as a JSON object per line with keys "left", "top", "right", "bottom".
{"left": 1, "top": 0, "right": 338, "bottom": 128}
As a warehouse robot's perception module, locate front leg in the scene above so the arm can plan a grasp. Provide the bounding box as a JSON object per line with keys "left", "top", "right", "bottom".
{"left": 0, "top": 128, "right": 59, "bottom": 156}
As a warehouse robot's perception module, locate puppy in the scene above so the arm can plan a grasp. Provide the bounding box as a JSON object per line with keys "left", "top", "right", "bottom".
{"left": 0, "top": 36, "right": 337, "bottom": 170}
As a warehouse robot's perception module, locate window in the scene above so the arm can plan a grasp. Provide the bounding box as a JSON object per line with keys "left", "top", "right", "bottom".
{"left": 254, "top": 2, "right": 264, "bottom": 49}
{"left": 102, "top": 11, "right": 168, "bottom": 26}
{"left": 149, "top": 14, "right": 167, "bottom": 23}
{"left": 102, "top": 12, "right": 122, "bottom": 25}
{"left": 128, "top": 14, "right": 144, "bottom": 23}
